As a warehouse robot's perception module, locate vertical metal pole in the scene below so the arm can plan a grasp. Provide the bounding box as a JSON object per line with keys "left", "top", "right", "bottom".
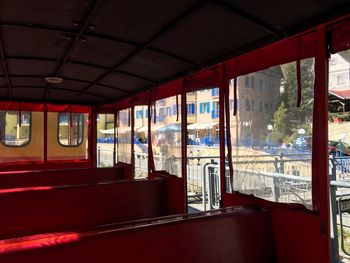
{"left": 203, "top": 164, "right": 207, "bottom": 211}
{"left": 43, "top": 104, "right": 47, "bottom": 165}
{"left": 340, "top": 140, "right": 343, "bottom": 173}
{"left": 131, "top": 107, "right": 135, "bottom": 179}
{"left": 274, "top": 156, "right": 280, "bottom": 202}
{"left": 113, "top": 112, "right": 116, "bottom": 165}
{"left": 279, "top": 153, "right": 285, "bottom": 174}
{"left": 181, "top": 84, "right": 188, "bottom": 213}
{"left": 329, "top": 157, "right": 340, "bottom": 262}
{"left": 219, "top": 69, "right": 226, "bottom": 207}
{"left": 97, "top": 146, "right": 100, "bottom": 167}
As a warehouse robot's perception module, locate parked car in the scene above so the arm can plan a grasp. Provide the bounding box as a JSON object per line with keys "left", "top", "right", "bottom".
{"left": 329, "top": 140, "right": 350, "bottom": 156}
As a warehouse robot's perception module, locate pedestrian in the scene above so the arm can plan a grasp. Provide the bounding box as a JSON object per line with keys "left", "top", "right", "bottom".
{"left": 197, "top": 149, "right": 201, "bottom": 165}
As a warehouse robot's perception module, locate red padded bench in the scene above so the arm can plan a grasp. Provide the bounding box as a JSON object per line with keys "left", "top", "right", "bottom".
{"left": 0, "top": 179, "right": 167, "bottom": 239}
{"left": 0, "top": 206, "right": 275, "bottom": 263}
{"left": 0, "top": 167, "right": 124, "bottom": 189}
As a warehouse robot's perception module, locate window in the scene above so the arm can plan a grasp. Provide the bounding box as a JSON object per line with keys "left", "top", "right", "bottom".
{"left": 228, "top": 59, "right": 314, "bottom": 209}
{"left": 246, "top": 99, "right": 251, "bottom": 111}
{"left": 58, "top": 113, "right": 84, "bottom": 146}
{"left": 264, "top": 102, "right": 269, "bottom": 113}
{"left": 134, "top": 106, "right": 148, "bottom": 179}
{"left": 0, "top": 111, "right": 31, "bottom": 147}
{"left": 186, "top": 87, "right": 221, "bottom": 211}
{"left": 199, "top": 102, "right": 210, "bottom": 114}
{"left": 151, "top": 96, "right": 181, "bottom": 177}
{"left": 172, "top": 105, "right": 177, "bottom": 115}
{"left": 117, "top": 108, "right": 132, "bottom": 164}
{"left": 136, "top": 110, "right": 143, "bottom": 119}
{"left": 200, "top": 103, "right": 204, "bottom": 114}
{"left": 211, "top": 88, "right": 219, "bottom": 96}
{"left": 96, "top": 113, "right": 115, "bottom": 167}
{"left": 158, "top": 108, "right": 165, "bottom": 122}
{"left": 337, "top": 75, "right": 345, "bottom": 85}
{"left": 166, "top": 107, "right": 171, "bottom": 116}
{"left": 206, "top": 102, "right": 210, "bottom": 113}
{"left": 187, "top": 103, "right": 195, "bottom": 115}
{"left": 48, "top": 112, "right": 88, "bottom": 160}
{"left": 211, "top": 101, "right": 219, "bottom": 119}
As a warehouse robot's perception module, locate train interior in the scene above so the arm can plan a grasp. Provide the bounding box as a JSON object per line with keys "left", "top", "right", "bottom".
{"left": 0, "top": 1, "right": 350, "bottom": 262}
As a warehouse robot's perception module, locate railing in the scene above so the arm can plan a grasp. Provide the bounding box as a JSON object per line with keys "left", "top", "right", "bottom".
{"left": 96, "top": 146, "right": 313, "bottom": 210}
{"left": 329, "top": 156, "right": 350, "bottom": 263}
{"left": 97, "top": 146, "right": 114, "bottom": 167}
{"left": 94, "top": 146, "right": 350, "bottom": 262}
{"left": 134, "top": 152, "right": 148, "bottom": 179}
{"left": 186, "top": 153, "right": 312, "bottom": 211}
{"left": 227, "top": 154, "right": 312, "bottom": 207}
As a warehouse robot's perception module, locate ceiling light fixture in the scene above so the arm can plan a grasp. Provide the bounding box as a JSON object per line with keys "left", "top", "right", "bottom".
{"left": 45, "top": 77, "right": 63, "bottom": 84}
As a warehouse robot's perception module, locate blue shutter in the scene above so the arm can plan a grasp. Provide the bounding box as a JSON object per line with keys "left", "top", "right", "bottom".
{"left": 200, "top": 103, "right": 203, "bottom": 114}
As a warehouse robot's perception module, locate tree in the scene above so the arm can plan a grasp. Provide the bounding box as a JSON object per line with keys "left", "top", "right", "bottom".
{"left": 273, "top": 102, "right": 289, "bottom": 143}
{"left": 273, "top": 59, "right": 314, "bottom": 141}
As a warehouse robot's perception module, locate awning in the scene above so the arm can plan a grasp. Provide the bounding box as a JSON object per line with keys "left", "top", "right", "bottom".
{"left": 329, "top": 89, "right": 350, "bottom": 100}
{"left": 187, "top": 123, "right": 218, "bottom": 130}
{"left": 100, "top": 128, "right": 115, "bottom": 135}
{"left": 136, "top": 126, "right": 147, "bottom": 132}
{"left": 157, "top": 124, "right": 181, "bottom": 133}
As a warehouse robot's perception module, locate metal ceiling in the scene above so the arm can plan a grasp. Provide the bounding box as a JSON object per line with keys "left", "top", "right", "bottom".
{"left": 0, "top": 0, "right": 349, "bottom": 104}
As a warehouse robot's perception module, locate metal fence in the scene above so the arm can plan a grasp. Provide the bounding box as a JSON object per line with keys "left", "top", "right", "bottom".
{"left": 330, "top": 156, "right": 350, "bottom": 263}
{"left": 96, "top": 145, "right": 350, "bottom": 262}
{"left": 96, "top": 147, "right": 313, "bottom": 210}
{"left": 97, "top": 146, "right": 114, "bottom": 167}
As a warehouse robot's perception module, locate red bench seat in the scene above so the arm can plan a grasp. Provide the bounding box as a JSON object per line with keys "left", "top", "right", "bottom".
{"left": 0, "top": 206, "right": 275, "bottom": 263}
{"left": 0, "top": 167, "right": 124, "bottom": 189}
{"left": 0, "top": 179, "right": 167, "bottom": 239}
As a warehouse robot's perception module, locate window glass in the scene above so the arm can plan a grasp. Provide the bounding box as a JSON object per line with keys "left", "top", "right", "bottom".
{"left": 117, "top": 108, "right": 132, "bottom": 164}
{"left": 329, "top": 50, "right": 350, "bottom": 176}
{"left": 96, "top": 113, "right": 114, "bottom": 167}
{"left": 328, "top": 49, "right": 350, "bottom": 257}
{"left": 228, "top": 59, "right": 314, "bottom": 209}
{"left": 151, "top": 96, "right": 181, "bottom": 176}
{"left": 134, "top": 106, "right": 148, "bottom": 178}
{"left": 47, "top": 112, "right": 88, "bottom": 161}
{"left": 186, "top": 87, "right": 221, "bottom": 212}
{"left": 58, "top": 113, "right": 85, "bottom": 146}
{"left": 0, "top": 111, "right": 31, "bottom": 146}
{"left": 0, "top": 111, "right": 44, "bottom": 163}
